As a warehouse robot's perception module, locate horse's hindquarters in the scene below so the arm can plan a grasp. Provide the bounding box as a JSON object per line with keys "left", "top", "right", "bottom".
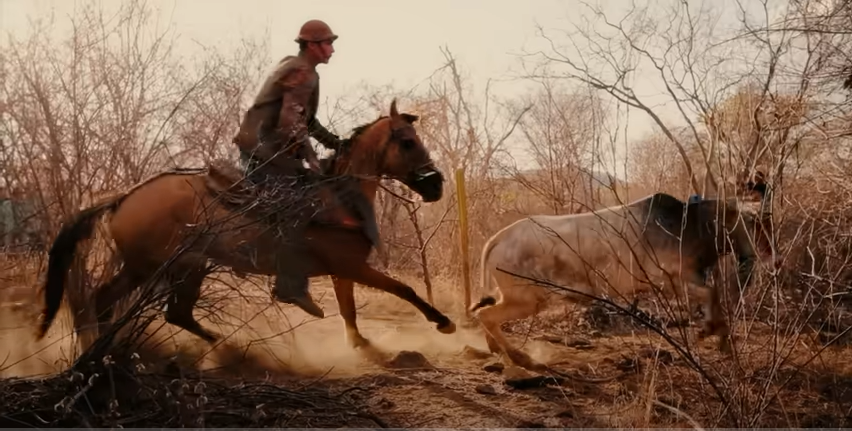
{"left": 108, "top": 173, "right": 265, "bottom": 269}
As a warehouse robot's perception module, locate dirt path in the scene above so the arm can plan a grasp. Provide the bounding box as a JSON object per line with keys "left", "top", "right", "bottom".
{"left": 181, "top": 277, "right": 629, "bottom": 428}
{"left": 0, "top": 275, "right": 744, "bottom": 427}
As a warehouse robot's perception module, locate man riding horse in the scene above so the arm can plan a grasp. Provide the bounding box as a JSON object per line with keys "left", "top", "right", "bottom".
{"left": 232, "top": 19, "right": 379, "bottom": 318}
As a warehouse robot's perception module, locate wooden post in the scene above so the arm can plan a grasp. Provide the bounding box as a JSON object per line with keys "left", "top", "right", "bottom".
{"left": 455, "top": 168, "right": 472, "bottom": 317}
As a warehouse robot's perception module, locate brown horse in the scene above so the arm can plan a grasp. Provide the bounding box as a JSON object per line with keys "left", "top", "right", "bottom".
{"left": 35, "top": 99, "right": 457, "bottom": 351}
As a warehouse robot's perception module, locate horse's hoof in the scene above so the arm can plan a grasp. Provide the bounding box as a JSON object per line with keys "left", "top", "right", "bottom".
{"left": 350, "top": 335, "right": 371, "bottom": 349}
{"left": 437, "top": 320, "right": 456, "bottom": 334}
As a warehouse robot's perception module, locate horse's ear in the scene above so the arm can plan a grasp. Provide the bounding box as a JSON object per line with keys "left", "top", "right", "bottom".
{"left": 390, "top": 98, "right": 399, "bottom": 118}
{"left": 401, "top": 113, "right": 419, "bottom": 123}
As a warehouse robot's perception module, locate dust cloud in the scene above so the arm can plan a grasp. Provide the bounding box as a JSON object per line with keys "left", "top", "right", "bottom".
{"left": 1, "top": 276, "right": 496, "bottom": 380}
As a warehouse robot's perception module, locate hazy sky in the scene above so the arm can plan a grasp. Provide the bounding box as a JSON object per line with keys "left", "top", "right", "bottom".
{"left": 0, "top": 0, "right": 771, "bottom": 177}
{"left": 0, "top": 0, "right": 575, "bottom": 109}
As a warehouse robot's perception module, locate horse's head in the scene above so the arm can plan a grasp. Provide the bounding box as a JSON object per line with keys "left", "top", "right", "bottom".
{"left": 338, "top": 99, "right": 444, "bottom": 202}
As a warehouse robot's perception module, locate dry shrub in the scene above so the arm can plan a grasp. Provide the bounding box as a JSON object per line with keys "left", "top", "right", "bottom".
{"left": 0, "top": 353, "right": 383, "bottom": 428}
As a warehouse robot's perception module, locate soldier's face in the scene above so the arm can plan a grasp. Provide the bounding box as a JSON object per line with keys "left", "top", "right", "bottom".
{"left": 311, "top": 40, "right": 335, "bottom": 64}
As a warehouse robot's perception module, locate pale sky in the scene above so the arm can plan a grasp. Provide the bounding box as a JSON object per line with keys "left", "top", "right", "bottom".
{"left": 0, "top": 0, "right": 777, "bottom": 178}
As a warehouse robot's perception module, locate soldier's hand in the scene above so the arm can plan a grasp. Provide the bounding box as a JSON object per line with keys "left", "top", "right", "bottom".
{"left": 305, "top": 150, "right": 323, "bottom": 171}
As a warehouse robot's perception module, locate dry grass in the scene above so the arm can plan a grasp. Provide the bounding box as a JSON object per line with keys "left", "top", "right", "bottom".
{"left": 2, "top": 266, "right": 852, "bottom": 428}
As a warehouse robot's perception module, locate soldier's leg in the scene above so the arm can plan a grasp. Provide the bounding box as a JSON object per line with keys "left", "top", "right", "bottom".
{"left": 270, "top": 175, "right": 324, "bottom": 318}
{"left": 273, "top": 240, "right": 324, "bottom": 318}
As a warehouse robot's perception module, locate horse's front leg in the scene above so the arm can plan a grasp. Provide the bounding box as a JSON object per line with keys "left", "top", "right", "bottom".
{"left": 331, "top": 276, "right": 370, "bottom": 348}
{"left": 339, "top": 264, "right": 456, "bottom": 335}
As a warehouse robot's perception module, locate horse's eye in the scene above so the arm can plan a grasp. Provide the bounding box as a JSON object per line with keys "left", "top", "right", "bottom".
{"left": 400, "top": 139, "right": 415, "bottom": 150}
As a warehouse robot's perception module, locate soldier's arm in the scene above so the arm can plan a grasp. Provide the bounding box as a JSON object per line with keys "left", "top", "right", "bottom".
{"left": 307, "top": 116, "right": 343, "bottom": 151}
{"left": 306, "top": 85, "right": 344, "bottom": 151}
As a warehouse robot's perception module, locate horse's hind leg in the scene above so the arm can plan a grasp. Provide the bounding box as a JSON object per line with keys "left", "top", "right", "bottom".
{"left": 340, "top": 265, "right": 455, "bottom": 335}
{"left": 163, "top": 268, "right": 218, "bottom": 343}
{"left": 93, "top": 267, "right": 141, "bottom": 342}
{"left": 331, "top": 276, "right": 369, "bottom": 348}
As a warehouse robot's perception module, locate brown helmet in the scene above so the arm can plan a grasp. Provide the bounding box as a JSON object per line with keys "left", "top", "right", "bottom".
{"left": 295, "top": 19, "right": 338, "bottom": 43}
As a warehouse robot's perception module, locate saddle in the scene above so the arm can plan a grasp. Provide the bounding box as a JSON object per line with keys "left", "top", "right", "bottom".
{"left": 202, "top": 158, "right": 363, "bottom": 231}
{"left": 203, "top": 159, "right": 258, "bottom": 207}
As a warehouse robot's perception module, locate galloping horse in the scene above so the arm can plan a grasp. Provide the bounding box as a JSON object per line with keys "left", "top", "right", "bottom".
{"left": 35, "top": 99, "right": 457, "bottom": 350}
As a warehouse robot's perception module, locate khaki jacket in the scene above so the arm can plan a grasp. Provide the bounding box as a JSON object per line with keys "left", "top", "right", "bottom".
{"left": 233, "top": 55, "right": 340, "bottom": 158}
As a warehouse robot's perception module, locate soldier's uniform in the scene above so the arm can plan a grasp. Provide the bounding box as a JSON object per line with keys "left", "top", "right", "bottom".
{"left": 233, "top": 54, "right": 340, "bottom": 174}
{"left": 232, "top": 20, "right": 378, "bottom": 318}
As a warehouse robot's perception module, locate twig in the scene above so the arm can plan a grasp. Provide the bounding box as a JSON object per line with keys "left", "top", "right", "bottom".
{"left": 379, "top": 182, "right": 417, "bottom": 205}
{"left": 652, "top": 399, "right": 706, "bottom": 431}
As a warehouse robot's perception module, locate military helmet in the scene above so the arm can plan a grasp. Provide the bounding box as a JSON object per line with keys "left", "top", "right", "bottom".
{"left": 295, "top": 19, "right": 338, "bottom": 43}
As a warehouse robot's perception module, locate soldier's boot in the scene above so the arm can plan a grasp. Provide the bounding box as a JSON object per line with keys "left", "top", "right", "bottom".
{"left": 273, "top": 268, "right": 324, "bottom": 319}
{"left": 273, "top": 243, "right": 324, "bottom": 318}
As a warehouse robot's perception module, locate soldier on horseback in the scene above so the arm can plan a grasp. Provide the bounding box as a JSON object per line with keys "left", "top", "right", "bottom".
{"left": 232, "top": 19, "right": 379, "bottom": 318}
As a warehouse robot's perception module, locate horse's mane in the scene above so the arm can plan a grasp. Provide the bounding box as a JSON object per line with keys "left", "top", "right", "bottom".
{"left": 348, "top": 115, "right": 388, "bottom": 143}
{"left": 320, "top": 115, "right": 389, "bottom": 173}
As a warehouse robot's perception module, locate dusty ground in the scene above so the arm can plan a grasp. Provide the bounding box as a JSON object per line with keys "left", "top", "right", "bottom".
{"left": 3, "top": 268, "right": 852, "bottom": 428}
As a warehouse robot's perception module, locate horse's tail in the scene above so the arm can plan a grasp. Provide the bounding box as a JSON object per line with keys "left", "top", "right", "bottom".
{"left": 36, "top": 195, "right": 124, "bottom": 340}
